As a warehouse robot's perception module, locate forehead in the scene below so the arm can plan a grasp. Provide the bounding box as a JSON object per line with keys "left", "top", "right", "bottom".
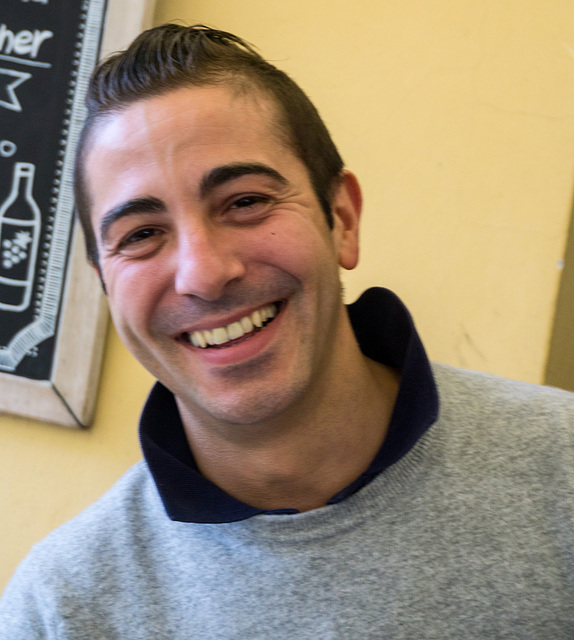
{"left": 83, "top": 85, "right": 294, "bottom": 212}
{"left": 87, "top": 84, "right": 283, "bottom": 167}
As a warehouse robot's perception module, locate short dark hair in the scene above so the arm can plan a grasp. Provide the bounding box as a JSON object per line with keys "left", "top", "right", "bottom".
{"left": 74, "top": 24, "right": 344, "bottom": 266}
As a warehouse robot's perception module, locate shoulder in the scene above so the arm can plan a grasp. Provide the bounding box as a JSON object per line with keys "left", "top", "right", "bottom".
{"left": 0, "top": 461, "right": 161, "bottom": 636}
{"left": 1, "top": 461, "right": 160, "bottom": 598}
{"left": 37, "top": 460, "right": 159, "bottom": 561}
{"left": 429, "top": 362, "right": 574, "bottom": 464}
{"left": 433, "top": 362, "right": 574, "bottom": 415}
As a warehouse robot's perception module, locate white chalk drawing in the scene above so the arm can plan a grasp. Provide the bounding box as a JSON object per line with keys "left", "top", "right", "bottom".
{"left": 0, "top": 0, "right": 107, "bottom": 372}
{"left": 0, "top": 24, "right": 54, "bottom": 109}
{"left": 0, "top": 140, "right": 17, "bottom": 157}
{"left": 0, "top": 68, "right": 31, "bottom": 112}
{"left": 0, "top": 163, "right": 41, "bottom": 312}
{"left": 0, "top": 55, "right": 51, "bottom": 69}
{"left": 0, "top": 24, "right": 54, "bottom": 59}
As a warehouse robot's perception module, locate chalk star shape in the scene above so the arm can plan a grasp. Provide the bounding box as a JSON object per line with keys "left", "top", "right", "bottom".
{"left": 0, "top": 68, "right": 32, "bottom": 112}
{"left": 13, "top": 231, "right": 32, "bottom": 250}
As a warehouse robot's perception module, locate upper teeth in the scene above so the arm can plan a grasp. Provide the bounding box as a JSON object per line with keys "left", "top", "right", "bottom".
{"left": 187, "top": 304, "right": 277, "bottom": 348}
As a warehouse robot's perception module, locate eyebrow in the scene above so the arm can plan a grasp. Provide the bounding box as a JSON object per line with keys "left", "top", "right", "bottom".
{"left": 98, "top": 162, "right": 288, "bottom": 244}
{"left": 99, "top": 196, "right": 164, "bottom": 244}
{"left": 199, "top": 162, "right": 288, "bottom": 199}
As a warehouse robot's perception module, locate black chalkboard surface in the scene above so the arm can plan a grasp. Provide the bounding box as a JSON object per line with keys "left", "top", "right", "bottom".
{"left": 0, "top": 0, "right": 107, "bottom": 381}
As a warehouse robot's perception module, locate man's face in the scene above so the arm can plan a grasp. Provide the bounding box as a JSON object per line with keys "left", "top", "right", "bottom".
{"left": 84, "top": 85, "right": 360, "bottom": 426}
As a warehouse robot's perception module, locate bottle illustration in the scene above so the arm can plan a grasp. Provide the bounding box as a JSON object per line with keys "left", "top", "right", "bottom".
{"left": 0, "top": 162, "right": 41, "bottom": 312}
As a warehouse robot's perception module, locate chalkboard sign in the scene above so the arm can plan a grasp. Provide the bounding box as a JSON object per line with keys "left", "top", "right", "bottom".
{"left": 0, "top": 0, "right": 153, "bottom": 426}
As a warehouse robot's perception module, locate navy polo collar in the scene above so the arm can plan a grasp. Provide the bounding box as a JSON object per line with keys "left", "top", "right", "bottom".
{"left": 139, "top": 287, "right": 439, "bottom": 523}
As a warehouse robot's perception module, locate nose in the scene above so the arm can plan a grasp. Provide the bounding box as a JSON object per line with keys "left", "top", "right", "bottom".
{"left": 173, "top": 222, "right": 246, "bottom": 301}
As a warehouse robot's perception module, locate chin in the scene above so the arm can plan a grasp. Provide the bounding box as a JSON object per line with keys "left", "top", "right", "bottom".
{"left": 189, "top": 382, "right": 307, "bottom": 428}
{"left": 207, "top": 396, "right": 292, "bottom": 426}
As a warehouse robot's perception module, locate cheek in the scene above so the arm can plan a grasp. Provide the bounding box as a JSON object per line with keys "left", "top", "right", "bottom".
{"left": 103, "top": 261, "right": 166, "bottom": 329}
{"left": 254, "top": 218, "right": 337, "bottom": 278}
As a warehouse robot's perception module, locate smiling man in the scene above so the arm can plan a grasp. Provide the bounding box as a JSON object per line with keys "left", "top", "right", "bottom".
{"left": 1, "top": 24, "right": 574, "bottom": 639}
{"left": 85, "top": 80, "right": 398, "bottom": 512}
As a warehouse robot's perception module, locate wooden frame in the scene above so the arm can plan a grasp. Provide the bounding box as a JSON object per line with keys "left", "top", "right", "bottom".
{"left": 0, "top": 0, "right": 155, "bottom": 427}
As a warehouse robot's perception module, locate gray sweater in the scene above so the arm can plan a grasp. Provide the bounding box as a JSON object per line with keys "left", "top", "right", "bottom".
{"left": 1, "top": 363, "right": 574, "bottom": 638}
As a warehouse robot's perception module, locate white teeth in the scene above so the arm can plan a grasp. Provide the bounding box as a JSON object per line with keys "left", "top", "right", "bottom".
{"left": 187, "top": 303, "right": 278, "bottom": 348}
{"left": 192, "top": 332, "right": 207, "bottom": 348}
{"left": 252, "top": 310, "right": 263, "bottom": 328}
{"left": 212, "top": 327, "right": 228, "bottom": 345}
{"left": 241, "top": 316, "right": 254, "bottom": 333}
{"left": 227, "top": 322, "right": 243, "bottom": 340}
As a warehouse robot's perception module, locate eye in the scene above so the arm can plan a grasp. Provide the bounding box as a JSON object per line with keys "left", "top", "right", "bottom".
{"left": 121, "top": 227, "right": 161, "bottom": 245}
{"left": 225, "top": 194, "right": 274, "bottom": 225}
{"left": 116, "top": 227, "right": 165, "bottom": 257}
{"left": 229, "top": 195, "right": 271, "bottom": 210}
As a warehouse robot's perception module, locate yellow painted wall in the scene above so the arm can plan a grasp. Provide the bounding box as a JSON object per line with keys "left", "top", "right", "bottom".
{"left": 0, "top": 330, "right": 151, "bottom": 590}
{"left": 2, "top": 0, "right": 574, "bottom": 591}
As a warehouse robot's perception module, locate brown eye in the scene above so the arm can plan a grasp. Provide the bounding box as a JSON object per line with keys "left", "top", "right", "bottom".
{"left": 116, "top": 227, "right": 165, "bottom": 258}
{"left": 230, "top": 195, "right": 270, "bottom": 209}
{"left": 122, "top": 228, "right": 161, "bottom": 246}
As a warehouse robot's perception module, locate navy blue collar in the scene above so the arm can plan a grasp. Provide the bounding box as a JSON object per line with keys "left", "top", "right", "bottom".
{"left": 139, "top": 287, "right": 439, "bottom": 523}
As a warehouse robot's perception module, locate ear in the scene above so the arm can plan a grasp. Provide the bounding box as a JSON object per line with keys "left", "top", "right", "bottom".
{"left": 331, "top": 170, "right": 362, "bottom": 270}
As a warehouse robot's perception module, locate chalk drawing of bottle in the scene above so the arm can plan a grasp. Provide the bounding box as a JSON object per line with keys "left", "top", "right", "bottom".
{"left": 0, "top": 163, "right": 41, "bottom": 311}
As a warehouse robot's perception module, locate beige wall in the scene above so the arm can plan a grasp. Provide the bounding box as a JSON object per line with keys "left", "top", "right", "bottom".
{"left": 546, "top": 214, "right": 574, "bottom": 391}
{"left": 2, "top": 0, "right": 574, "bottom": 591}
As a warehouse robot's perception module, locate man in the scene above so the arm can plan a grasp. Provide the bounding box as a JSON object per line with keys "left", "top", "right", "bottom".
{"left": 1, "top": 24, "right": 573, "bottom": 638}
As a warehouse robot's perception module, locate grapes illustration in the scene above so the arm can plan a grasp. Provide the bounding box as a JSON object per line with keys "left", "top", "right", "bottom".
{"left": 1, "top": 231, "right": 32, "bottom": 269}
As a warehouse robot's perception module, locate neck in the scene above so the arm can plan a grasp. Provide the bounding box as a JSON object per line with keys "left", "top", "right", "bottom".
{"left": 177, "top": 320, "right": 400, "bottom": 512}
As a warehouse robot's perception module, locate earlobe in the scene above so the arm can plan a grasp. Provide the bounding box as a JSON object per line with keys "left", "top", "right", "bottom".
{"left": 332, "top": 170, "right": 362, "bottom": 270}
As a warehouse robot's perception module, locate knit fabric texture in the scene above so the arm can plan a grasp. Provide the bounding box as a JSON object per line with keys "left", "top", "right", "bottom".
{"left": 1, "top": 363, "right": 573, "bottom": 639}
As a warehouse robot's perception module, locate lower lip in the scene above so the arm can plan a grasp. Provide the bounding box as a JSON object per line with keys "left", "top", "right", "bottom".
{"left": 181, "top": 307, "right": 284, "bottom": 367}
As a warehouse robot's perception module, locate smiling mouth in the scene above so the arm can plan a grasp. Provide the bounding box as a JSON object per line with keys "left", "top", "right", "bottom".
{"left": 182, "top": 302, "right": 280, "bottom": 349}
